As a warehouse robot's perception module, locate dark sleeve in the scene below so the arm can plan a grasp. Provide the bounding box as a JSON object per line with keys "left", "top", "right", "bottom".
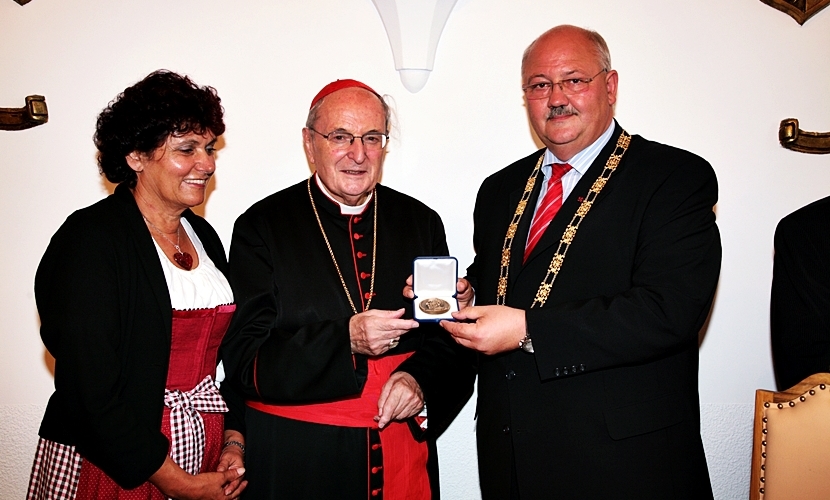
{"left": 465, "top": 173, "right": 499, "bottom": 294}
{"left": 396, "top": 212, "right": 476, "bottom": 440}
{"left": 397, "top": 327, "right": 476, "bottom": 440}
{"left": 771, "top": 209, "right": 830, "bottom": 390}
{"left": 184, "top": 214, "right": 249, "bottom": 432}
{"left": 221, "top": 211, "right": 366, "bottom": 406}
{"left": 36, "top": 217, "right": 168, "bottom": 489}
{"left": 528, "top": 156, "right": 721, "bottom": 379}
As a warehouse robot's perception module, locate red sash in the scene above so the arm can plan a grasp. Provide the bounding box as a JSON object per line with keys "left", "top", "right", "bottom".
{"left": 248, "top": 352, "right": 430, "bottom": 499}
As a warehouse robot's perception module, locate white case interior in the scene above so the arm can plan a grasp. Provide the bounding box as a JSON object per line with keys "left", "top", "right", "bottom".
{"left": 413, "top": 257, "right": 458, "bottom": 322}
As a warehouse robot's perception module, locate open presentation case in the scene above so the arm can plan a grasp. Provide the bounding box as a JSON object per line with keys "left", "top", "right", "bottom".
{"left": 412, "top": 256, "right": 458, "bottom": 322}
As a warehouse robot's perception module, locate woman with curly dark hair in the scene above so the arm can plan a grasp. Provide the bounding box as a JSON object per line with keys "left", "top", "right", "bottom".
{"left": 26, "top": 70, "right": 246, "bottom": 500}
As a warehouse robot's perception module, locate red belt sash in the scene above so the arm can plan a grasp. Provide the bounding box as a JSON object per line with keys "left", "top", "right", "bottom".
{"left": 248, "top": 352, "right": 408, "bottom": 427}
{"left": 247, "top": 352, "right": 430, "bottom": 500}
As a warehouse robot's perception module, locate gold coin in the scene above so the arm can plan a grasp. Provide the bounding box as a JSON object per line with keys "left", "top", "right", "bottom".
{"left": 418, "top": 298, "right": 451, "bottom": 315}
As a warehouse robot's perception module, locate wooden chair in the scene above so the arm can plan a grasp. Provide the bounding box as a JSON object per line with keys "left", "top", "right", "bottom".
{"left": 750, "top": 373, "right": 830, "bottom": 500}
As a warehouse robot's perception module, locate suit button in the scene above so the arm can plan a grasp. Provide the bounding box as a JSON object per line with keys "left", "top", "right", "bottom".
{"left": 563, "top": 366, "right": 569, "bottom": 375}
{"left": 554, "top": 368, "right": 560, "bottom": 377}
{"left": 572, "top": 365, "right": 578, "bottom": 374}
{"left": 503, "top": 425, "right": 511, "bottom": 434}
{"left": 579, "top": 364, "right": 586, "bottom": 372}
{"left": 505, "top": 370, "right": 516, "bottom": 380}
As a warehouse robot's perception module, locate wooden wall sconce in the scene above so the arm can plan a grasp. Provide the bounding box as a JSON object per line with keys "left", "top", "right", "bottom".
{"left": 779, "top": 119, "right": 830, "bottom": 154}
{"left": 759, "top": 0, "right": 830, "bottom": 24}
{"left": 0, "top": 95, "right": 48, "bottom": 131}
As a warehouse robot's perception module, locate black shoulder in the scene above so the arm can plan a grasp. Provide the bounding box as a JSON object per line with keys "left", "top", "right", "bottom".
{"left": 776, "top": 195, "right": 830, "bottom": 238}
{"left": 36, "top": 194, "right": 130, "bottom": 301}
{"left": 626, "top": 135, "right": 714, "bottom": 178}
{"left": 237, "top": 179, "right": 308, "bottom": 222}
{"left": 779, "top": 195, "right": 830, "bottom": 227}
{"left": 375, "top": 183, "right": 441, "bottom": 219}
{"left": 481, "top": 148, "right": 546, "bottom": 191}
{"left": 47, "top": 194, "right": 129, "bottom": 248}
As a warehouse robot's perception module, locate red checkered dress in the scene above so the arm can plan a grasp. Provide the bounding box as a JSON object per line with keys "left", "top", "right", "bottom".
{"left": 27, "top": 438, "right": 82, "bottom": 500}
{"left": 27, "top": 305, "right": 234, "bottom": 500}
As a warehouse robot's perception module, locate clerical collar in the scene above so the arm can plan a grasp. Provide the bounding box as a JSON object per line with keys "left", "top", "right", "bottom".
{"left": 544, "top": 119, "right": 616, "bottom": 176}
{"left": 314, "top": 173, "right": 373, "bottom": 215}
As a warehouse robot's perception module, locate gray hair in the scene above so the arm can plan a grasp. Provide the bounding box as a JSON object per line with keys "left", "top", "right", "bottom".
{"left": 522, "top": 25, "right": 612, "bottom": 75}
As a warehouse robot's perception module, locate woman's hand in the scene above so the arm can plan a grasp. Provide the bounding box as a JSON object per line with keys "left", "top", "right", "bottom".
{"left": 149, "top": 455, "right": 246, "bottom": 500}
{"left": 217, "top": 430, "right": 247, "bottom": 498}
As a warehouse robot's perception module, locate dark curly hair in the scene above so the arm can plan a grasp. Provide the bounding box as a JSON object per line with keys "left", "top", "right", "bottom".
{"left": 94, "top": 70, "right": 225, "bottom": 187}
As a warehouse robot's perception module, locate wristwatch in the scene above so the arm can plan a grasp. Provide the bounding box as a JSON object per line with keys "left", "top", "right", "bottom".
{"left": 518, "top": 334, "right": 534, "bottom": 353}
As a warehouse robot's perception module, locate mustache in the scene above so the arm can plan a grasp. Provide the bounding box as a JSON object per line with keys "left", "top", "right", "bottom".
{"left": 547, "top": 105, "right": 577, "bottom": 119}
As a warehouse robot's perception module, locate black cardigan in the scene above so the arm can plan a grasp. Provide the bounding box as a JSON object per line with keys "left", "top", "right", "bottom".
{"left": 36, "top": 183, "right": 229, "bottom": 489}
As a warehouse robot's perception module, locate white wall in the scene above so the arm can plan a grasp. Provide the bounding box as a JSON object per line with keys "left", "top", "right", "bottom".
{"left": 2, "top": 0, "right": 829, "bottom": 498}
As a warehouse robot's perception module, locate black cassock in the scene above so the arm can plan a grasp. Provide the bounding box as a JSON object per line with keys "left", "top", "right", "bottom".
{"left": 220, "top": 176, "right": 475, "bottom": 499}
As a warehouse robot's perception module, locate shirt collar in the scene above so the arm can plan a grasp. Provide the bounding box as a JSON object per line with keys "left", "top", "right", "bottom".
{"left": 543, "top": 119, "right": 616, "bottom": 176}
{"left": 314, "top": 173, "right": 373, "bottom": 215}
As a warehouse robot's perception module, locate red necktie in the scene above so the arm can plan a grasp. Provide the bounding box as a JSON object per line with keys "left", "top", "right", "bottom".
{"left": 524, "top": 163, "right": 572, "bottom": 263}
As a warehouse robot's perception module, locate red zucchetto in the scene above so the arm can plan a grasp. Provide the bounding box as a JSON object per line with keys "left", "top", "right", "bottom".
{"left": 310, "top": 79, "right": 381, "bottom": 109}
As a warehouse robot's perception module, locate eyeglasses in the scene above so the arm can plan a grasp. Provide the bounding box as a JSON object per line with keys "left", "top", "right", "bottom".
{"left": 522, "top": 69, "right": 608, "bottom": 100}
{"left": 308, "top": 127, "right": 388, "bottom": 151}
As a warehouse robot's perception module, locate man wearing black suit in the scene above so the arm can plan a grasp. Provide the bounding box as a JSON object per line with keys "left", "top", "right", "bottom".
{"left": 440, "top": 25, "right": 721, "bottom": 499}
{"left": 771, "top": 195, "right": 830, "bottom": 391}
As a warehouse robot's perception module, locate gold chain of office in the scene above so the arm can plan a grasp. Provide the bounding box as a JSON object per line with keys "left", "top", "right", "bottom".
{"left": 307, "top": 177, "right": 377, "bottom": 314}
{"left": 496, "top": 130, "right": 631, "bottom": 308}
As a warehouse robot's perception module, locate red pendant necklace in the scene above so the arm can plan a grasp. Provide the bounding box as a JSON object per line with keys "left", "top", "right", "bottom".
{"left": 142, "top": 215, "right": 194, "bottom": 270}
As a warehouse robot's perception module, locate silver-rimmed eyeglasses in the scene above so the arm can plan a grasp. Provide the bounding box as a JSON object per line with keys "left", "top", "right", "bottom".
{"left": 522, "top": 69, "right": 608, "bottom": 100}
{"left": 308, "top": 127, "right": 388, "bottom": 150}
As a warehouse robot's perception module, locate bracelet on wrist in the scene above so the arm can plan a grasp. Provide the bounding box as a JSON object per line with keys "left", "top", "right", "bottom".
{"left": 223, "top": 440, "right": 246, "bottom": 455}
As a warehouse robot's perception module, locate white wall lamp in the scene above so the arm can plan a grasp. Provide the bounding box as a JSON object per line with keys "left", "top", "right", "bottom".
{"left": 371, "top": 0, "right": 459, "bottom": 93}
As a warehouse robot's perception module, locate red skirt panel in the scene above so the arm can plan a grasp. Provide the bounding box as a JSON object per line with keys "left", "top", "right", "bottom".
{"left": 73, "top": 412, "right": 224, "bottom": 500}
